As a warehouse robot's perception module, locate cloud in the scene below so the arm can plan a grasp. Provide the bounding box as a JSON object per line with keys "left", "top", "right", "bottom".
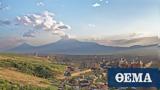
{"left": 88, "top": 24, "right": 96, "bottom": 28}
{"left": 53, "top": 30, "right": 66, "bottom": 37}
{"left": 54, "top": 22, "right": 71, "bottom": 30}
{"left": 23, "top": 30, "right": 35, "bottom": 38}
{"left": 16, "top": 11, "right": 71, "bottom": 38}
{"left": 96, "top": 36, "right": 158, "bottom": 47}
{"left": 92, "top": 0, "right": 109, "bottom": 8}
{"left": 0, "top": 2, "right": 10, "bottom": 11}
{"left": 92, "top": 3, "right": 101, "bottom": 7}
{"left": 105, "top": 0, "right": 109, "bottom": 4}
{"left": 36, "top": 2, "right": 45, "bottom": 6}
{"left": 0, "top": 20, "right": 11, "bottom": 25}
{"left": 0, "top": 6, "right": 9, "bottom": 11}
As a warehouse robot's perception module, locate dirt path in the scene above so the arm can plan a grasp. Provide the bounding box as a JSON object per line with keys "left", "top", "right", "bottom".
{"left": 57, "top": 69, "right": 92, "bottom": 80}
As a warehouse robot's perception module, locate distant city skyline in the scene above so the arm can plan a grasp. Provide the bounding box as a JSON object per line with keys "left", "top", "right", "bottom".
{"left": 0, "top": 0, "right": 159, "bottom": 50}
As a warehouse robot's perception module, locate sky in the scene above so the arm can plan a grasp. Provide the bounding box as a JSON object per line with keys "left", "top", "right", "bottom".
{"left": 0, "top": 0, "right": 159, "bottom": 49}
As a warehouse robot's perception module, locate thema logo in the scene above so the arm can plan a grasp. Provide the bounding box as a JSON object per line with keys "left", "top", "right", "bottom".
{"left": 108, "top": 68, "right": 160, "bottom": 87}
{"left": 115, "top": 73, "right": 152, "bottom": 83}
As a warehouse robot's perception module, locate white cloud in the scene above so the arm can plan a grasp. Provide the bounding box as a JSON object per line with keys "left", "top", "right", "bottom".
{"left": 105, "top": 0, "right": 109, "bottom": 4}
{"left": 92, "top": 3, "right": 101, "bottom": 7}
{"left": 16, "top": 11, "right": 71, "bottom": 38}
{"left": 92, "top": 0, "right": 109, "bottom": 8}
{"left": 36, "top": 2, "right": 45, "bottom": 6}
{"left": 97, "top": 36, "right": 158, "bottom": 47}
{"left": 84, "top": 33, "right": 158, "bottom": 47}
{"left": 23, "top": 30, "right": 35, "bottom": 38}
{"left": 88, "top": 24, "right": 96, "bottom": 28}
{"left": 54, "top": 22, "right": 71, "bottom": 30}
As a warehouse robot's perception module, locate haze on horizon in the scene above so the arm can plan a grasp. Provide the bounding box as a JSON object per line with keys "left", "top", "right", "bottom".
{"left": 0, "top": 0, "right": 159, "bottom": 50}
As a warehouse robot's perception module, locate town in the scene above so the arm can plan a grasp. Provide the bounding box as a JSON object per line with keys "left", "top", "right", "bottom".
{"left": 38, "top": 54, "right": 158, "bottom": 90}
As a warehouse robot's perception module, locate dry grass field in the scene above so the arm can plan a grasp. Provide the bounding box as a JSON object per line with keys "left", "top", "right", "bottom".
{"left": 0, "top": 53, "right": 66, "bottom": 89}
{"left": 0, "top": 67, "right": 50, "bottom": 87}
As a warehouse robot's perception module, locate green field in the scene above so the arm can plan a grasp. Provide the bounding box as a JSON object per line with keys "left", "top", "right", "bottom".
{"left": 0, "top": 53, "right": 66, "bottom": 90}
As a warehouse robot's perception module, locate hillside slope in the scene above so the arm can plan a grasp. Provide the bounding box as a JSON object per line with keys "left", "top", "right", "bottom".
{"left": 0, "top": 53, "right": 66, "bottom": 90}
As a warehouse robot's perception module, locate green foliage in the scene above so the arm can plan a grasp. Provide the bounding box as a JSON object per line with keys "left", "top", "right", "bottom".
{"left": 0, "top": 54, "right": 66, "bottom": 79}
{"left": 0, "top": 59, "right": 54, "bottom": 79}
{"left": 0, "top": 54, "right": 66, "bottom": 90}
{"left": 34, "top": 65, "right": 53, "bottom": 78}
{"left": 0, "top": 79, "right": 57, "bottom": 90}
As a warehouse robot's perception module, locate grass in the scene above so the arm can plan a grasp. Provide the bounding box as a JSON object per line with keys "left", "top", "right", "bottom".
{"left": 0, "top": 67, "right": 50, "bottom": 87}
{"left": 0, "top": 53, "right": 66, "bottom": 90}
{"left": 0, "top": 53, "right": 66, "bottom": 78}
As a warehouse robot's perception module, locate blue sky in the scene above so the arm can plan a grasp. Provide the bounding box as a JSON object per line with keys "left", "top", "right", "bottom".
{"left": 0, "top": 0, "right": 159, "bottom": 49}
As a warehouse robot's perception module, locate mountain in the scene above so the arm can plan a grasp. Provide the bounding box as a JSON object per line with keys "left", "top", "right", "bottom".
{"left": 8, "top": 43, "right": 36, "bottom": 53}
{"left": 7, "top": 39, "right": 158, "bottom": 55}
{"left": 115, "top": 44, "right": 158, "bottom": 56}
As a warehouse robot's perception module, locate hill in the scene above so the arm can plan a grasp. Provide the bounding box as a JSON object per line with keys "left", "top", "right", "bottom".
{"left": 0, "top": 53, "right": 66, "bottom": 90}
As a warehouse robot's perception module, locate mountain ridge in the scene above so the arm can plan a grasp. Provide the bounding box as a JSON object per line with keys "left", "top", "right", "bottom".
{"left": 6, "top": 39, "right": 158, "bottom": 55}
